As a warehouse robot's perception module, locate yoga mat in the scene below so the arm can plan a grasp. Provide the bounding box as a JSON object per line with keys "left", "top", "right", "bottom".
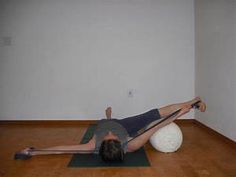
{"left": 68, "top": 124, "right": 150, "bottom": 167}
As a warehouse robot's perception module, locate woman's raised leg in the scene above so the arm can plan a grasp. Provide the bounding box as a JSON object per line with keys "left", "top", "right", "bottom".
{"left": 158, "top": 97, "right": 206, "bottom": 118}
{"left": 127, "top": 97, "right": 206, "bottom": 152}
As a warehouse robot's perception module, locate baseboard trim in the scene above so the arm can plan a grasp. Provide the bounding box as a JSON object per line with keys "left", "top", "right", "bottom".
{"left": 193, "top": 119, "right": 235, "bottom": 147}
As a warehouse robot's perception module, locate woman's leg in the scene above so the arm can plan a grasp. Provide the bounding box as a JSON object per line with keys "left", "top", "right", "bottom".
{"left": 158, "top": 97, "right": 205, "bottom": 118}
{"left": 127, "top": 97, "right": 206, "bottom": 152}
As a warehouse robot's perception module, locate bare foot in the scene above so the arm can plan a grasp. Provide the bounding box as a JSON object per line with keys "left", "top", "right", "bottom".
{"left": 193, "top": 97, "right": 206, "bottom": 112}
{"left": 106, "top": 107, "right": 112, "bottom": 119}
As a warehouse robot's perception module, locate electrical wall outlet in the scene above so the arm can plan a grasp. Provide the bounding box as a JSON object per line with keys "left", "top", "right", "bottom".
{"left": 128, "top": 89, "right": 134, "bottom": 98}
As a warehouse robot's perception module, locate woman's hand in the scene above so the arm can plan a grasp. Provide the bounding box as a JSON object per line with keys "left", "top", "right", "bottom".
{"left": 20, "top": 147, "right": 33, "bottom": 155}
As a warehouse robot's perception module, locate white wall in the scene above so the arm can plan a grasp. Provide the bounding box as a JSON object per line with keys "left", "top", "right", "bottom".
{"left": 0, "top": 0, "right": 195, "bottom": 120}
{"left": 195, "top": 0, "right": 236, "bottom": 141}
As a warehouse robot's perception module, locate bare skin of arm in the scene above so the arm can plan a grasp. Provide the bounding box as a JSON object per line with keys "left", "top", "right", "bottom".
{"left": 21, "top": 135, "right": 96, "bottom": 156}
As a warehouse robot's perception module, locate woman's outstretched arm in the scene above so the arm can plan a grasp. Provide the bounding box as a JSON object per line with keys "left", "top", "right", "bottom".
{"left": 21, "top": 136, "right": 95, "bottom": 156}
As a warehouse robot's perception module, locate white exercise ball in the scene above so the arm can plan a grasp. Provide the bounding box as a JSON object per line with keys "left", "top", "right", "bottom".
{"left": 149, "top": 123, "right": 183, "bottom": 153}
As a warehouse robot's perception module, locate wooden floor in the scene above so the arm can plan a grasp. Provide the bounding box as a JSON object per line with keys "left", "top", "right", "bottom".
{"left": 0, "top": 121, "right": 235, "bottom": 177}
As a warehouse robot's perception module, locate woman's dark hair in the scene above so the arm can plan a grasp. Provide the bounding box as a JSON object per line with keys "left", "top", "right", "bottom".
{"left": 99, "top": 139, "right": 124, "bottom": 162}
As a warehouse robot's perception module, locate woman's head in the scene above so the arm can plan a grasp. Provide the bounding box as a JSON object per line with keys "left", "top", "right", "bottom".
{"left": 99, "top": 139, "right": 124, "bottom": 162}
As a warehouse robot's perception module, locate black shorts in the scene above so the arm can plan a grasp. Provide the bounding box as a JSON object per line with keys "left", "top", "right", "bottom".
{"left": 116, "top": 109, "right": 161, "bottom": 137}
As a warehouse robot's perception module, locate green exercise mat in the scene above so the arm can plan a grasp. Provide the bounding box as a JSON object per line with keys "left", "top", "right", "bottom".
{"left": 68, "top": 124, "right": 150, "bottom": 167}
